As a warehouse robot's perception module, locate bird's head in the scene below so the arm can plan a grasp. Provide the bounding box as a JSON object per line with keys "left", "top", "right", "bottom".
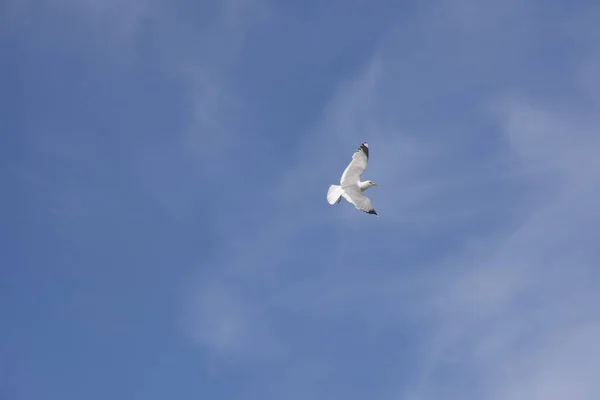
{"left": 360, "top": 180, "right": 379, "bottom": 191}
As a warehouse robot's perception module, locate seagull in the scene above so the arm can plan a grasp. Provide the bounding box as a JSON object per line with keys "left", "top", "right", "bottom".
{"left": 327, "top": 142, "right": 378, "bottom": 216}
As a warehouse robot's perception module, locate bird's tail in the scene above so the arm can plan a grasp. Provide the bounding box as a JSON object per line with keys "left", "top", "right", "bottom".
{"left": 327, "top": 184, "right": 343, "bottom": 205}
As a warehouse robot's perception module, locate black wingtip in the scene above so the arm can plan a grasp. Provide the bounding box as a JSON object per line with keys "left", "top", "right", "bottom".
{"left": 366, "top": 209, "right": 377, "bottom": 215}
{"left": 358, "top": 142, "right": 369, "bottom": 158}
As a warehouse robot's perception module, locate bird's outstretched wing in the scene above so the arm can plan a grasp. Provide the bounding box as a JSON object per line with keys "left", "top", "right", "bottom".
{"left": 342, "top": 186, "right": 377, "bottom": 215}
{"left": 340, "top": 142, "right": 369, "bottom": 188}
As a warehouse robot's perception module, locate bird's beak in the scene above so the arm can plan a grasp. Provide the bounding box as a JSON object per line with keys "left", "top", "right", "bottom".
{"left": 372, "top": 183, "right": 378, "bottom": 187}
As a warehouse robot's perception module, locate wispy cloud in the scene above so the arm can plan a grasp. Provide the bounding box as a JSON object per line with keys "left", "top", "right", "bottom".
{"left": 413, "top": 97, "right": 600, "bottom": 399}
{"left": 180, "top": 1, "right": 600, "bottom": 399}
{"left": 5, "top": 0, "right": 599, "bottom": 398}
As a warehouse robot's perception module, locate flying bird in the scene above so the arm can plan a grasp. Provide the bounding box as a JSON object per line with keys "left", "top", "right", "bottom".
{"left": 327, "top": 142, "right": 378, "bottom": 216}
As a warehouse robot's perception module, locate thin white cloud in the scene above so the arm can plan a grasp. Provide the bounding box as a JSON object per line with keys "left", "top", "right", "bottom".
{"left": 183, "top": 68, "right": 245, "bottom": 167}
{"left": 179, "top": 1, "right": 600, "bottom": 399}
{"left": 401, "top": 92, "right": 600, "bottom": 399}
{"left": 181, "top": 272, "right": 283, "bottom": 363}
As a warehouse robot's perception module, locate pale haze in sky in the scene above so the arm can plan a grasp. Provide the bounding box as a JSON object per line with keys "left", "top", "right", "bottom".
{"left": 2, "top": 0, "right": 600, "bottom": 399}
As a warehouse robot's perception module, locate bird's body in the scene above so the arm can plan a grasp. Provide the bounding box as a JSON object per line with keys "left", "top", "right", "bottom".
{"left": 327, "top": 142, "right": 378, "bottom": 216}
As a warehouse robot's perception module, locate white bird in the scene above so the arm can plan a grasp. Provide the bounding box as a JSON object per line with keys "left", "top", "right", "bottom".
{"left": 327, "top": 142, "right": 378, "bottom": 216}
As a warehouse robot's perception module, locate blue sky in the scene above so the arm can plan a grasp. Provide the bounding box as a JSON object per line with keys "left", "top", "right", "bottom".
{"left": 2, "top": 0, "right": 600, "bottom": 399}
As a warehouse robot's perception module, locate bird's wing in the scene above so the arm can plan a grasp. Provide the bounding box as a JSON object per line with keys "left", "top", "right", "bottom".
{"left": 342, "top": 186, "right": 377, "bottom": 215}
{"left": 340, "top": 142, "right": 369, "bottom": 187}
